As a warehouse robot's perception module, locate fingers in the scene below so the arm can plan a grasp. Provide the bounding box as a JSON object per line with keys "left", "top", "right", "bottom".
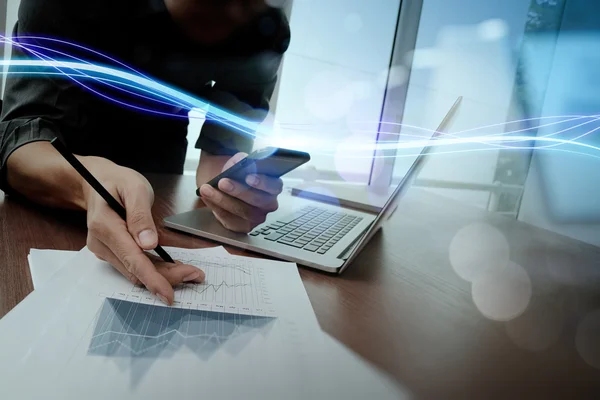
{"left": 88, "top": 235, "right": 205, "bottom": 292}
{"left": 245, "top": 174, "right": 284, "bottom": 196}
{"left": 155, "top": 262, "right": 205, "bottom": 286}
{"left": 120, "top": 177, "right": 158, "bottom": 251}
{"left": 199, "top": 153, "right": 285, "bottom": 233}
{"left": 144, "top": 253, "right": 206, "bottom": 285}
{"left": 202, "top": 197, "right": 256, "bottom": 233}
{"left": 88, "top": 209, "right": 174, "bottom": 304}
{"left": 217, "top": 178, "right": 279, "bottom": 212}
{"left": 83, "top": 164, "right": 205, "bottom": 307}
{"left": 87, "top": 235, "right": 141, "bottom": 285}
{"left": 200, "top": 184, "right": 267, "bottom": 224}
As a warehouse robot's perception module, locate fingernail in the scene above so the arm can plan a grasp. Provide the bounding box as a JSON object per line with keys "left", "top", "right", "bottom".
{"left": 139, "top": 229, "right": 157, "bottom": 248}
{"left": 220, "top": 179, "right": 234, "bottom": 193}
{"left": 200, "top": 185, "right": 213, "bottom": 198}
{"left": 246, "top": 175, "right": 259, "bottom": 187}
{"left": 183, "top": 270, "right": 201, "bottom": 282}
{"left": 157, "top": 293, "right": 170, "bottom": 305}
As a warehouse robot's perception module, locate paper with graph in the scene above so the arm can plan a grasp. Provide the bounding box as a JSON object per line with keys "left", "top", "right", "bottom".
{"left": 0, "top": 247, "right": 405, "bottom": 399}
{"left": 102, "top": 248, "right": 277, "bottom": 317}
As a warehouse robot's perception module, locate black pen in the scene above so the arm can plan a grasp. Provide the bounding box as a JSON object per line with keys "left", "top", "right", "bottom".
{"left": 50, "top": 137, "right": 174, "bottom": 263}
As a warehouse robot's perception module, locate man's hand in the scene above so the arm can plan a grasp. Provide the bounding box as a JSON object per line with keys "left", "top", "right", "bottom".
{"left": 6, "top": 141, "right": 204, "bottom": 305}
{"left": 198, "top": 152, "right": 283, "bottom": 233}
{"left": 82, "top": 157, "right": 205, "bottom": 305}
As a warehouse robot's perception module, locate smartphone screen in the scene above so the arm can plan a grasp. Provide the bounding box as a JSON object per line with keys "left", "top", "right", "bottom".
{"left": 199, "top": 147, "right": 310, "bottom": 194}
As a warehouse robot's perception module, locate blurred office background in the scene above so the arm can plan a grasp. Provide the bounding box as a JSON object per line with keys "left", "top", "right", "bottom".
{"left": 2, "top": 0, "right": 599, "bottom": 246}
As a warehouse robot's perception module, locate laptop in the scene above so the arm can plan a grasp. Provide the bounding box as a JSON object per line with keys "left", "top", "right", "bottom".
{"left": 164, "top": 98, "right": 461, "bottom": 273}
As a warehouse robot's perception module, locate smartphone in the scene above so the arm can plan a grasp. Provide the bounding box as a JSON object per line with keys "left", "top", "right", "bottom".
{"left": 197, "top": 147, "right": 311, "bottom": 195}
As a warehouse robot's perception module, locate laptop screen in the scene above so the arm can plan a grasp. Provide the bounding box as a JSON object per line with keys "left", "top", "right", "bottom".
{"left": 340, "top": 97, "right": 462, "bottom": 269}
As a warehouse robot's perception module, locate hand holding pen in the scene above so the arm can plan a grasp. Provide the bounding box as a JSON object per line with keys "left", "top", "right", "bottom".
{"left": 51, "top": 138, "right": 205, "bottom": 305}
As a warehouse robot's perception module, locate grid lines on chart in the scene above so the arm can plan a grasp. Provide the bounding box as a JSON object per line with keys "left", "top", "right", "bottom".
{"left": 88, "top": 298, "right": 275, "bottom": 358}
{"left": 106, "top": 255, "right": 275, "bottom": 317}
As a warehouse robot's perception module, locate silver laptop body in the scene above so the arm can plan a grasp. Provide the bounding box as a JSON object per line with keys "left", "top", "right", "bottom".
{"left": 165, "top": 98, "right": 461, "bottom": 273}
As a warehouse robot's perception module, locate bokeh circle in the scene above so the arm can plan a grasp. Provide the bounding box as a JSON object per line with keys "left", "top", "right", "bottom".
{"left": 471, "top": 261, "right": 532, "bottom": 321}
{"left": 449, "top": 223, "right": 510, "bottom": 282}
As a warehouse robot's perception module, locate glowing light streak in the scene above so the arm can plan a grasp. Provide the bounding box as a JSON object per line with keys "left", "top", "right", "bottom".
{"left": 0, "top": 58, "right": 263, "bottom": 135}
{"left": 0, "top": 36, "right": 598, "bottom": 162}
{"left": 4, "top": 35, "right": 154, "bottom": 79}
{"left": 3, "top": 37, "right": 194, "bottom": 117}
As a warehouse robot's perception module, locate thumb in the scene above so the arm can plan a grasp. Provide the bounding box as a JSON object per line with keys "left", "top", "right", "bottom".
{"left": 121, "top": 180, "right": 158, "bottom": 250}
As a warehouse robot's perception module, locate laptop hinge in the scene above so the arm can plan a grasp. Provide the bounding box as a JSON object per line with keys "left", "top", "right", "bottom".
{"left": 338, "top": 225, "right": 372, "bottom": 260}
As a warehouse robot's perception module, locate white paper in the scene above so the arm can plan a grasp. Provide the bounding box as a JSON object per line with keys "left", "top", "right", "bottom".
{"left": 105, "top": 248, "right": 283, "bottom": 317}
{"left": 2, "top": 247, "right": 406, "bottom": 399}
{"left": 28, "top": 246, "right": 229, "bottom": 290}
{"left": 28, "top": 249, "right": 78, "bottom": 289}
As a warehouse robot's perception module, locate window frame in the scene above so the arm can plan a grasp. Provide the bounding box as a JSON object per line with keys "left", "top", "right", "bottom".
{"left": 369, "top": 0, "right": 425, "bottom": 188}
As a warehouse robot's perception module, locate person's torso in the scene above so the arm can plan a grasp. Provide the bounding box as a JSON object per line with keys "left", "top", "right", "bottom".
{"left": 18, "top": 0, "right": 289, "bottom": 173}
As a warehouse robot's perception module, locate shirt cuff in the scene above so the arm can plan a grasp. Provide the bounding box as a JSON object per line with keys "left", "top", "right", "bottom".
{"left": 0, "top": 118, "right": 61, "bottom": 194}
{"left": 195, "top": 120, "right": 255, "bottom": 156}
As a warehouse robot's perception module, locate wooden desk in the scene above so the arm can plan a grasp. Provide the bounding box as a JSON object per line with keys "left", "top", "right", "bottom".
{"left": 1, "top": 174, "right": 599, "bottom": 398}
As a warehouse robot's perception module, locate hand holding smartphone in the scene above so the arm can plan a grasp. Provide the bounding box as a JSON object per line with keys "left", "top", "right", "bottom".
{"left": 197, "top": 147, "right": 310, "bottom": 196}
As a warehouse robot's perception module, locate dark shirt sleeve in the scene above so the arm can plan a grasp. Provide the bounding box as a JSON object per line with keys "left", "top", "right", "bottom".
{"left": 195, "top": 10, "right": 291, "bottom": 156}
{"left": 0, "top": 1, "right": 89, "bottom": 194}
{"left": 195, "top": 75, "right": 277, "bottom": 156}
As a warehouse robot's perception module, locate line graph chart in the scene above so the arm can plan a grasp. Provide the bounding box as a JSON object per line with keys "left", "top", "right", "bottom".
{"left": 87, "top": 250, "right": 284, "bottom": 383}
{"left": 88, "top": 298, "right": 275, "bottom": 359}
{"left": 105, "top": 254, "right": 276, "bottom": 317}
{"left": 184, "top": 281, "right": 251, "bottom": 297}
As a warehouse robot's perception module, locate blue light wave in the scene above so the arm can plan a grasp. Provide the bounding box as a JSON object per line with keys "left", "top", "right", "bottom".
{"left": 1, "top": 35, "right": 599, "bottom": 161}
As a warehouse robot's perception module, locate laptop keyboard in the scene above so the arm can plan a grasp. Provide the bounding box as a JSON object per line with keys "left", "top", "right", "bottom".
{"left": 249, "top": 206, "right": 363, "bottom": 254}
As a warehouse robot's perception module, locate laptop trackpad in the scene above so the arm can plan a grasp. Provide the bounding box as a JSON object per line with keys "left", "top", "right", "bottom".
{"left": 165, "top": 208, "right": 249, "bottom": 241}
